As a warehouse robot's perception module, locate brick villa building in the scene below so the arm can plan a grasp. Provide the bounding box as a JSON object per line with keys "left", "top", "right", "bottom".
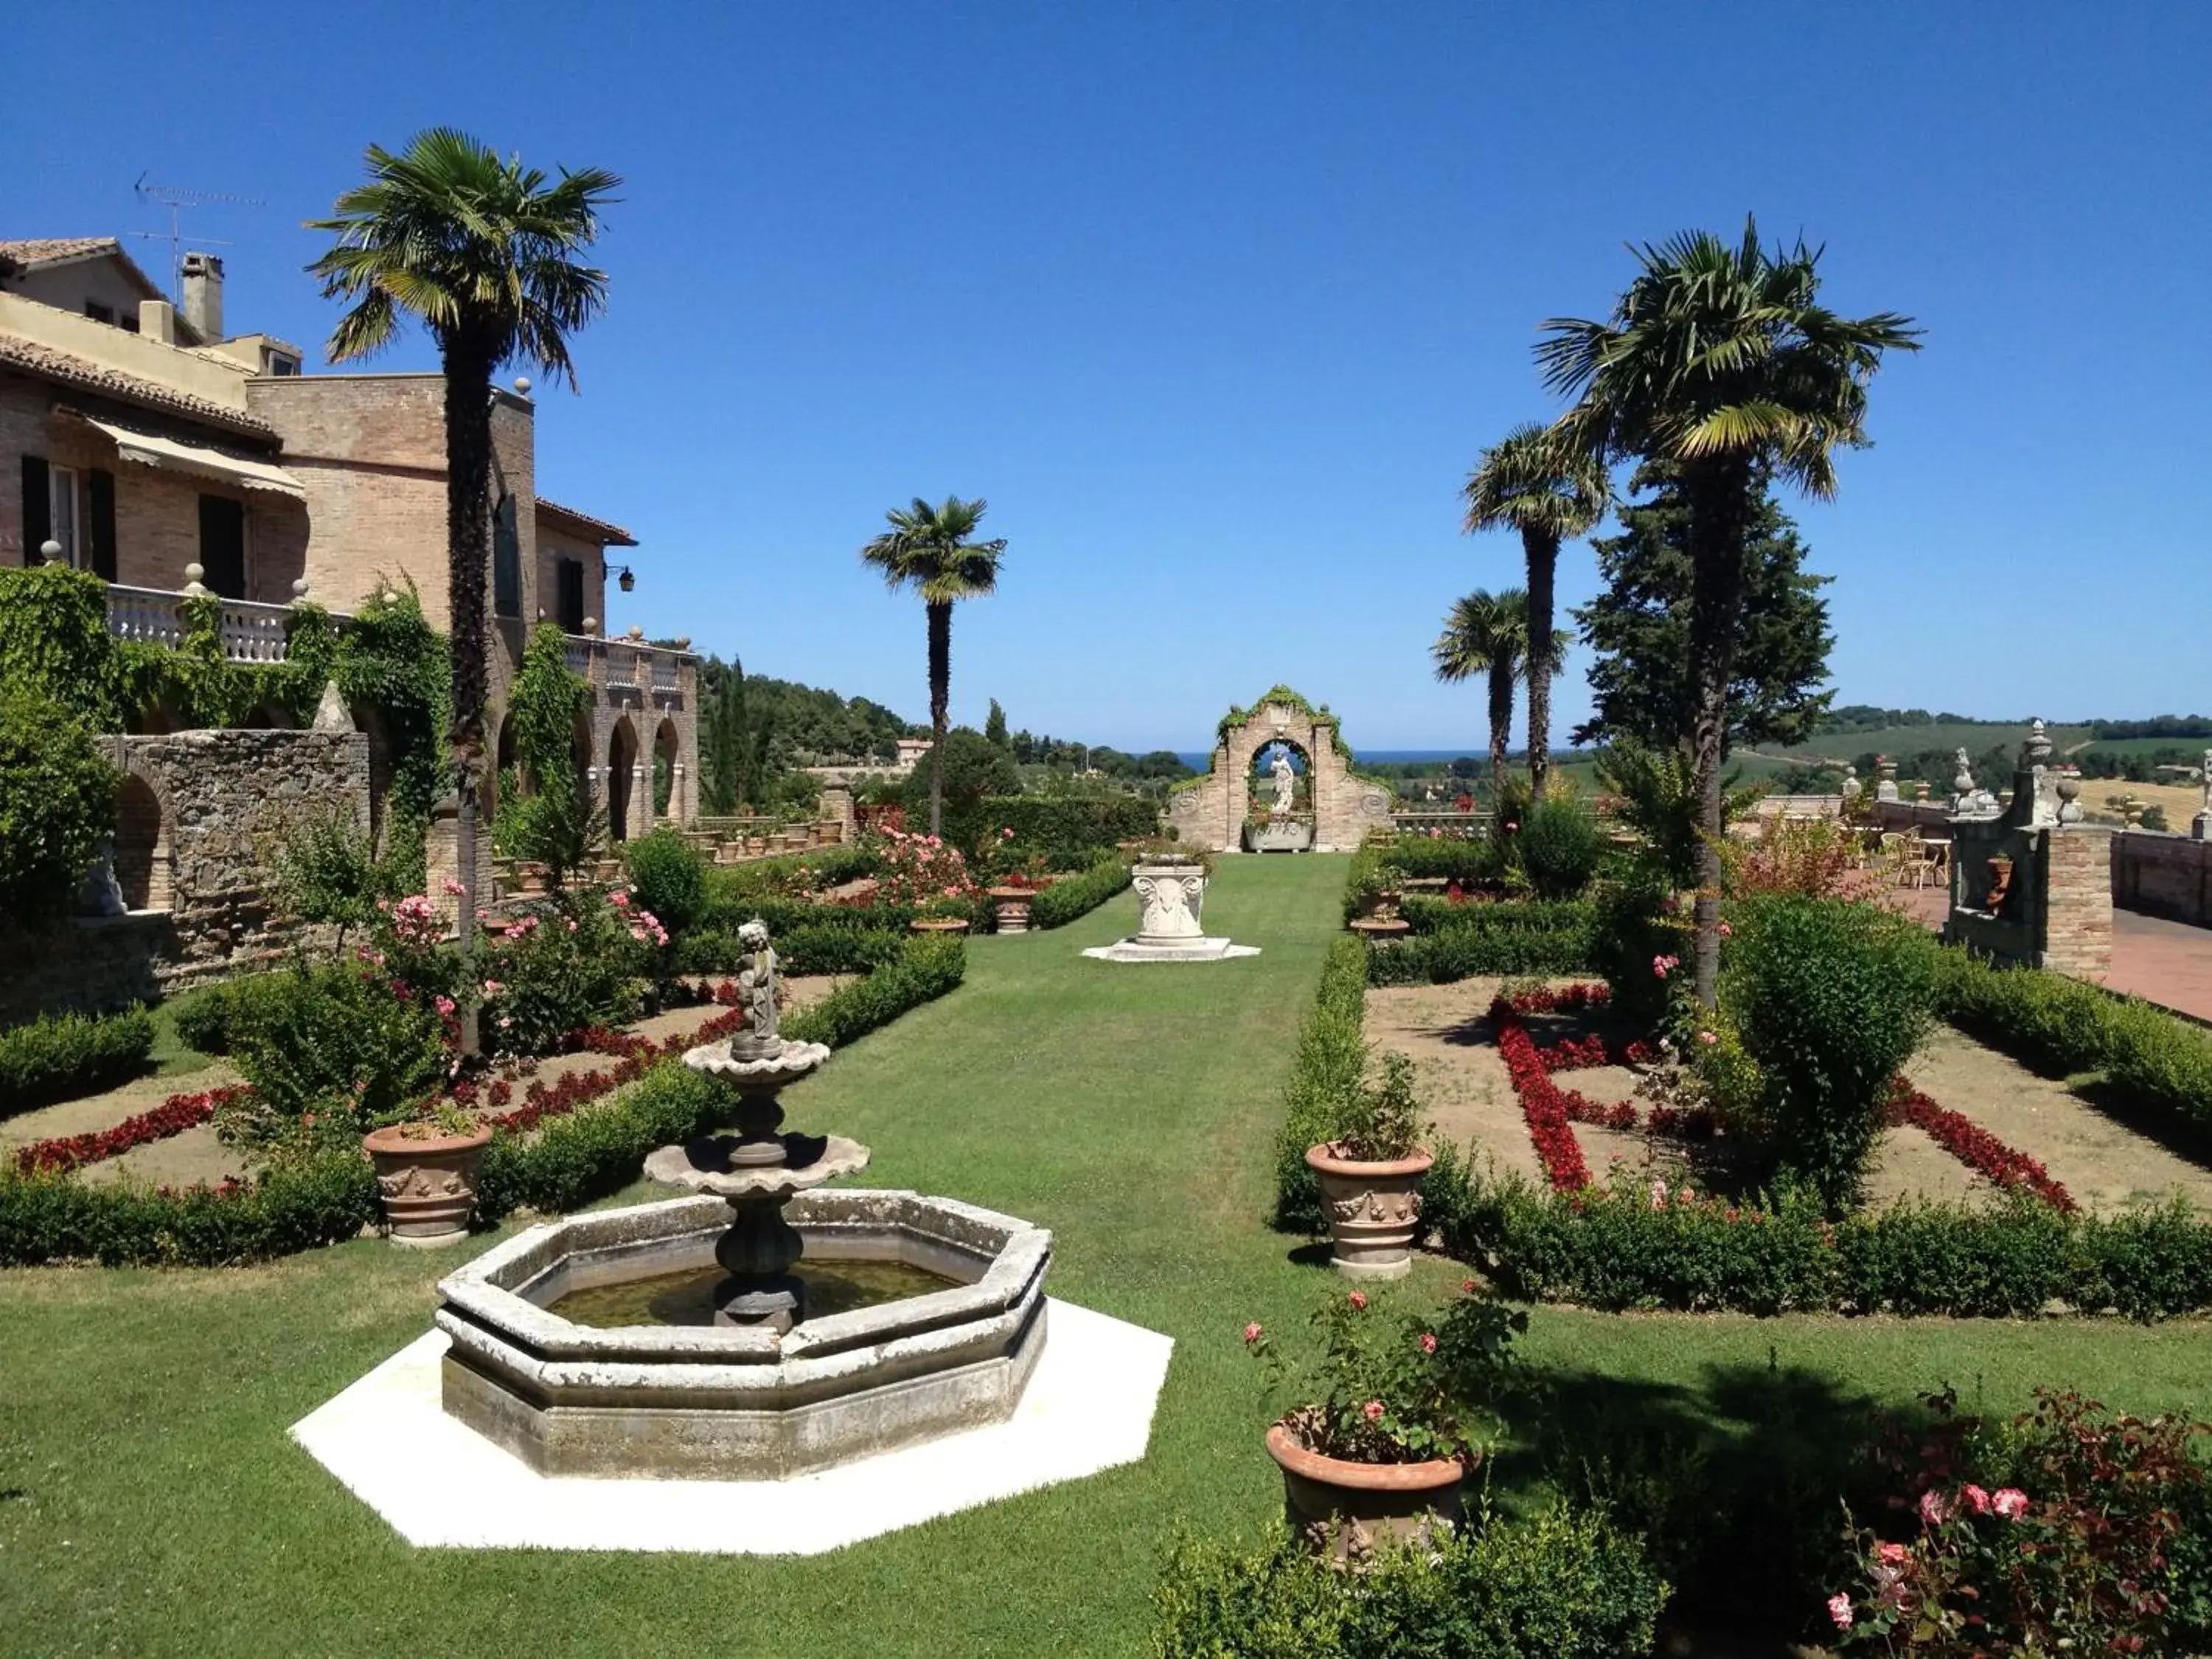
{"left": 0, "top": 236, "right": 698, "bottom": 843}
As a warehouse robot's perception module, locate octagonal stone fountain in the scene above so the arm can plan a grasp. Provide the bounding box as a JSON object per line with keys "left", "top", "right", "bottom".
{"left": 434, "top": 919, "right": 1052, "bottom": 1480}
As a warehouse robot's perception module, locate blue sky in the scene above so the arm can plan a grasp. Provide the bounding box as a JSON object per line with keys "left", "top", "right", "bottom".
{"left": 9, "top": 1, "right": 2207, "bottom": 751}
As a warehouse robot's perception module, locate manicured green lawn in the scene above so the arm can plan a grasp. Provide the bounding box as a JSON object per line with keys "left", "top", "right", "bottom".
{"left": 1, "top": 854, "right": 2205, "bottom": 1657}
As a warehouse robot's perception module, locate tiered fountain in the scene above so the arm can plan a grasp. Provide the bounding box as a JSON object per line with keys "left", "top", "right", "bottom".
{"left": 435, "top": 920, "right": 1052, "bottom": 1479}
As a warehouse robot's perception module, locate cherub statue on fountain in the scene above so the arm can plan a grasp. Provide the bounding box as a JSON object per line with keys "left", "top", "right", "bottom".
{"left": 730, "top": 917, "right": 783, "bottom": 1059}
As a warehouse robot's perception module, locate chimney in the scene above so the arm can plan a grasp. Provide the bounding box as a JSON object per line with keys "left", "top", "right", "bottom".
{"left": 181, "top": 251, "right": 224, "bottom": 340}
{"left": 139, "top": 299, "right": 177, "bottom": 344}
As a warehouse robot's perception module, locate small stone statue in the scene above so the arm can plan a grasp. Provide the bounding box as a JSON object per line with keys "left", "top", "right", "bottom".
{"left": 1270, "top": 749, "right": 1295, "bottom": 813}
{"left": 2201, "top": 749, "right": 2212, "bottom": 814}
{"left": 731, "top": 918, "right": 782, "bottom": 1057}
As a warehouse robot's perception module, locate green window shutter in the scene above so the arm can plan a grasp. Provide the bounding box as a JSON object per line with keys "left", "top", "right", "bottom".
{"left": 21, "top": 455, "right": 50, "bottom": 563}
{"left": 88, "top": 469, "right": 117, "bottom": 581}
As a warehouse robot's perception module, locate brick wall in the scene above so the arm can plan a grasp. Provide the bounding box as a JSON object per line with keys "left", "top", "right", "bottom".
{"left": 1, "top": 370, "right": 300, "bottom": 598}
{"left": 2042, "top": 827, "right": 2114, "bottom": 978}
{"left": 2112, "top": 830, "right": 2212, "bottom": 926}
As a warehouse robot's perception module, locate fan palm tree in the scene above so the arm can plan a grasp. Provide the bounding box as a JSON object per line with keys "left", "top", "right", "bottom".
{"left": 1537, "top": 218, "right": 1918, "bottom": 1003}
{"left": 307, "top": 130, "right": 619, "bottom": 1050}
{"left": 859, "top": 497, "right": 1006, "bottom": 837}
{"left": 1462, "top": 422, "right": 1607, "bottom": 793}
{"left": 1432, "top": 588, "right": 1566, "bottom": 804}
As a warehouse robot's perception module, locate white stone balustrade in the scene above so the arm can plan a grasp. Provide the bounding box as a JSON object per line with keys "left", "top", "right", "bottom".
{"left": 105, "top": 585, "right": 326, "bottom": 664}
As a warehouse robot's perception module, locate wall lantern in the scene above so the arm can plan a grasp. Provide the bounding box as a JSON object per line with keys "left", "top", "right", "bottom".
{"left": 616, "top": 565, "right": 636, "bottom": 594}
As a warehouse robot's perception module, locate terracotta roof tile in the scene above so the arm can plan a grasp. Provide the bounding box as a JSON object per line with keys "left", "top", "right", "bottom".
{"left": 535, "top": 496, "right": 637, "bottom": 547}
{"left": 0, "top": 333, "right": 275, "bottom": 439}
{"left": 0, "top": 237, "right": 120, "bottom": 266}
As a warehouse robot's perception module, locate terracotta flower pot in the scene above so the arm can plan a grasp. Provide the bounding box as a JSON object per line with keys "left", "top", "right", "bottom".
{"left": 1265, "top": 1423, "right": 1465, "bottom": 1562}
{"left": 986, "top": 886, "right": 1035, "bottom": 934}
{"left": 363, "top": 1121, "right": 494, "bottom": 1245}
{"left": 909, "top": 917, "right": 972, "bottom": 936}
{"left": 1347, "top": 917, "right": 1411, "bottom": 939}
{"left": 1305, "top": 1144, "right": 1433, "bottom": 1280}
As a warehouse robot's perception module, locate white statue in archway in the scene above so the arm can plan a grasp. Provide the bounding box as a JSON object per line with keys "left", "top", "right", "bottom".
{"left": 1270, "top": 749, "right": 1295, "bottom": 813}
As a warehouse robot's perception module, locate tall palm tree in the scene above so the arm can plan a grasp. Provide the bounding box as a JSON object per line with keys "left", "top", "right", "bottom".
{"left": 308, "top": 130, "right": 619, "bottom": 1050}
{"left": 1431, "top": 588, "right": 1565, "bottom": 804}
{"left": 1462, "top": 422, "right": 1607, "bottom": 793}
{"left": 1537, "top": 217, "right": 1918, "bottom": 1002}
{"left": 859, "top": 496, "right": 1006, "bottom": 837}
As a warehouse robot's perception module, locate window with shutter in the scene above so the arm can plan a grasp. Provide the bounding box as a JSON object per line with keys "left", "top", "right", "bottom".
{"left": 198, "top": 495, "right": 246, "bottom": 597}
{"left": 21, "top": 456, "right": 50, "bottom": 563}
{"left": 557, "top": 557, "right": 585, "bottom": 632}
{"left": 88, "top": 470, "right": 117, "bottom": 581}
{"left": 493, "top": 493, "right": 521, "bottom": 617}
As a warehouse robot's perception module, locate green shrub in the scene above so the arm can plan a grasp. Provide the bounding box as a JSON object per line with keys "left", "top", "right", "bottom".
{"left": 1029, "top": 856, "right": 1133, "bottom": 930}
{"left": 167, "top": 982, "right": 238, "bottom": 1055}
{"left": 1727, "top": 897, "right": 1938, "bottom": 1210}
{"left": 783, "top": 935, "right": 965, "bottom": 1049}
{"left": 625, "top": 830, "right": 709, "bottom": 935}
{"left": 1152, "top": 1507, "right": 1667, "bottom": 1659}
{"left": 984, "top": 796, "right": 1156, "bottom": 868}
{"left": 0, "top": 563, "right": 126, "bottom": 727}
{"left": 1587, "top": 871, "right": 1683, "bottom": 1026}
{"left": 223, "top": 964, "right": 448, "bottom": 1135}
{"left": 1366, "top": 902, "right": 1599, "bottom": 984}
{"left": 0, "top": 1008, "right": 155, "bottom": 1119}
{"left": 1515, "top": 797, "right": 1604, "bottom": 900}
{"left": 0, "top": 688, "right": 118, "bottom": 932}
{"left": 481, "top": 891, "right": 642, "bottom": 1056}
{"left": 1273, "top": 936, "right": 1370, "bottom": 1231}
{"left": 678, "top": 925, "right": 911, "bottom": 978}
{"left": 902, "top": 728, "right": 1019, "bottom": 854}
{"left": 1373, "top": 833, "right": 1509, "bottom": 886}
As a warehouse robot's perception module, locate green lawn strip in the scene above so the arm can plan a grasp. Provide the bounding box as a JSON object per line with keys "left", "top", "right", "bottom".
{"left": 2, "top": 855, "right": 2208, "bottom": 1657}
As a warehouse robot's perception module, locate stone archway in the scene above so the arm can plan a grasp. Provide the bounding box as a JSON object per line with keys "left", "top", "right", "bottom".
{"left": 1165, "top": 685, "right": 1394, "bottom": 853}
{"left": 653, "top": 717, "right": 681, "bottom": 821}
{"left": 607, "top": 717, "right": 639, "bottom": 843}
{"left": 112, "top": 772, "right": 173, "bottom": 912}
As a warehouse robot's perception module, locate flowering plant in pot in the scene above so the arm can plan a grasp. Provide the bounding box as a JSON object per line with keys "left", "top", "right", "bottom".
{"left": 1305, "top": 1052, "right": 1432, "bottom": 1279}
{"left": 1245, "top": 1284, "right": 1523, "bottom": 1561}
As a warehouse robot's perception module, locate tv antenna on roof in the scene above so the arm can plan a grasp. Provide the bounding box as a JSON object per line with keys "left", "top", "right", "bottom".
{"left": 128, "top": 172, "right": 265, "bottom": 299}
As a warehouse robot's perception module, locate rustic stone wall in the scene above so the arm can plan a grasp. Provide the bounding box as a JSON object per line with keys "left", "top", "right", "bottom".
{"left": 0, "top": 914, "right": 173, "bottom": 1024}
{"left": 1165, "top": 699, "right": 1393, "bottom": 853}
{"left": 0, "top": 728, "right": 373, "bottom": 1016}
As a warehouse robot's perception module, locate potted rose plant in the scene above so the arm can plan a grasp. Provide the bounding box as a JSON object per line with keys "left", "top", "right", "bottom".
{"left": 1247, "top": 1284, "right": 1523, "bottom": 1560}
{"left": 1305, "top": 1052, "right": 1432, "bottom": 1279}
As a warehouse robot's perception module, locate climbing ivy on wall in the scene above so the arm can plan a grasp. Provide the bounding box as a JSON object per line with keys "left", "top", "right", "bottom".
{"left": 508, "top": 623, "right": 588, "bottom": 793}
{"left": 0, "top": 566, "right": 450, "bottom": 880}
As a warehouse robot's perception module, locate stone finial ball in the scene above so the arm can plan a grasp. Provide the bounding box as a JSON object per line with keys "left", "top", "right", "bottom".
{"left": 40, "top": 540, "right": 63, "bottom": 563}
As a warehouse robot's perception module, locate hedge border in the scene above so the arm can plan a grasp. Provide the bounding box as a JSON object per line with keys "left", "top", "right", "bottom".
{"left": 0, "top": 1007, "right": 156, "bottom": 1120}
{"left": 0, "top": 937, "right": 965, "bottom": 1267}
{"left": 1028, "top": 855, "right": 1135, "bottom": 931}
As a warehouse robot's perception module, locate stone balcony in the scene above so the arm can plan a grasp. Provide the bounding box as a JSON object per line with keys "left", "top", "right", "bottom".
{"left": 105, "top": 580, "right": 338, "bottom": 664}
{"left": 561, "top": 624, "right": 696, "bottom": 709}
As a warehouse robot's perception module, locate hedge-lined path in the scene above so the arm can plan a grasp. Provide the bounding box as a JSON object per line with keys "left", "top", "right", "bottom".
{"left": 4, "top": 857, "right": 2211, "bottom": 1658}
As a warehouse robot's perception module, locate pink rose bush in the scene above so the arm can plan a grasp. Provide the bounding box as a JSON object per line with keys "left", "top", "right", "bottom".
{"left": 1246, "top": 1282, "right": 1523, "bottom": 1468}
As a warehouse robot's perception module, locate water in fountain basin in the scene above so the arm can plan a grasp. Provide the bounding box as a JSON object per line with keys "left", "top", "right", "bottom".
{"left": 547, "top": 1257, "right": 960, "bottom": 1328}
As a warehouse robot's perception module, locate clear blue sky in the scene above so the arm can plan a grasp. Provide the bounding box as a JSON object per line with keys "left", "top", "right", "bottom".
{"left": 10, "top": 1, "right": 2207, "bottom": 752}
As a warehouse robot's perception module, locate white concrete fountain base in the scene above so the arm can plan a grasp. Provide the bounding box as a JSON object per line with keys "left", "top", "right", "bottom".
{"left": 290, "top": 1297, "right": 1172, "bottom": 1554}
{"left": 1082, "top": 937, "right": 1261, "bottom": 963}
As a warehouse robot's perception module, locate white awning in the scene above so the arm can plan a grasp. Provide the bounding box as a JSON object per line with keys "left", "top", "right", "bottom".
{"left": 81, "top": 417, "right": 305, "bottom": 499}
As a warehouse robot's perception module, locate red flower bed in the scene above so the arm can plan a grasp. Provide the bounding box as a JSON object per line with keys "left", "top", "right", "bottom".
{"left": 1491, "top": 997, "right": 1593, "bottom": 1191}
{"left": 1884, "top": 1079, "right": 2077, "bottom": 1213}
{"left": 15, "top": 984, "right": 751, "bottom": 1180}
{"left": 1489, "top": 985, "right": 2076, "bottom": 1213}
{"left": 13, "top": 1083, "right": 251, "bottom": 1176}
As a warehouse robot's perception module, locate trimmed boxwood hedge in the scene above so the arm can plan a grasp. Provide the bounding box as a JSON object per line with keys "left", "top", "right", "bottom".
{"left": 984, "top": 796, "right": 1158, "bottom": 868}
{"left": 0, "top": 936, "right": 965, "bottom": 1268}
{"left": 1271, "top": 935, "right": 1368, "bottom": 1233}
{"left": 1365, "top": 902, "right": 1600, "bottom": 984}
{"left": 1431, "top": 1167, "right": 2212, "bottom": 1320}
{"left": 0, "top": 1008, "right": 155, "bottom": 1119}
{"left": 1932, "top": 948, "right": 2212, "bottom": 1134}
{"left": 1028, "top": 856, "right": 1135, "bottom": 930}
